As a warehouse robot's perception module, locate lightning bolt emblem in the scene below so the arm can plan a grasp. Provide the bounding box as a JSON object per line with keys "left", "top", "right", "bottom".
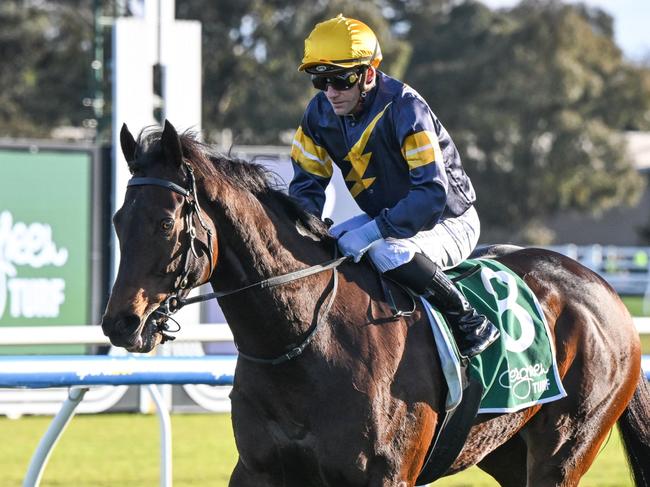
{"left": 344, "top": 103, "right": 392, "bottom": 198}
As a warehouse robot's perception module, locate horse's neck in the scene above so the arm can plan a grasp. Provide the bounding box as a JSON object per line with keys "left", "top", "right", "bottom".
{"left": 206, "top": 189, "right": 333, "bottom": 355}
{"left": 214, "top": 198, "right": 319, "bottom": 284}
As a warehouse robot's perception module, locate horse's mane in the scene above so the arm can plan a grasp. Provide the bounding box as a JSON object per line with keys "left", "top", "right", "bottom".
{"left": 134, "top": 128, "right": 330, "bottom": 240}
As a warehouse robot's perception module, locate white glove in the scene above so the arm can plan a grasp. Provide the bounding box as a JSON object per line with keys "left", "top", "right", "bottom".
{"left": 329, "top": 213, "right": 372, "bottom": 239}
{"left": 337, "top": 220, "right": 382, "bottom": 263}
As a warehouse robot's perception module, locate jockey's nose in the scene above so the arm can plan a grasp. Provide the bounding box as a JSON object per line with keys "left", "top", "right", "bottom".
{"left": 325, "top": 84, "right": 341, "bottom": 97}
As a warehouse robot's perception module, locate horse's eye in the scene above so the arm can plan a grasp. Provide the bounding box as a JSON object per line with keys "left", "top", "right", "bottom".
{"left": 160, "top": 218, "right": 174, "bottom": 232}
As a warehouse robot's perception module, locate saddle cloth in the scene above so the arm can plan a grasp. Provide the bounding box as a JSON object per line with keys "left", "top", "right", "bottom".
{"left": 425, "top": 258, "right": 567, "bottom": 414}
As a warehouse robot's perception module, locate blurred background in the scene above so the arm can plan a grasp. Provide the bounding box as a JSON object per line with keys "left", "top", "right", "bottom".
{"left": 1, "top": 1, "right": 649, "bottom": 335}
{"left": 2, "top": 0, "right": 649, "bottom": 338}
{"left": 0, "top": 2, "right": 649, "bottom": 485}
{"left": 1, "top": 0, "right": 649, "bottom": 246}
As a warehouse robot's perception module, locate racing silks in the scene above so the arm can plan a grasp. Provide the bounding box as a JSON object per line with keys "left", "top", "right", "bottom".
{"left": 289, "top": 71, "right": 476, "bottom": 239}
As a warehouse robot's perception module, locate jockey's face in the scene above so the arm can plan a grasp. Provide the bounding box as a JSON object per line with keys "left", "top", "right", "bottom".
{"left": 321, "top": 66, "right": 375, "bottom": 116}
{"left": 324, "top": 82, "right": 362, "bottom": 115}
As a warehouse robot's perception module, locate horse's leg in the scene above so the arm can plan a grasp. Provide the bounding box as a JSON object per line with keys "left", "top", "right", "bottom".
{"left": 518, "top": 389, "right": 618, "bottom": 486}
{"left": 476, "top": 433, "right": 528, "bottom": 487}
{"left": 616, "top": 370, "right": 650, "bottom": 486}
{"left": 228, "top": 391, "right": 288, "bottom": 487}
{"left": 518, "top": 315, "right": 639, "bottom": 486}
{"left": 228, "top": 455, "right": 287, "bottom": 487}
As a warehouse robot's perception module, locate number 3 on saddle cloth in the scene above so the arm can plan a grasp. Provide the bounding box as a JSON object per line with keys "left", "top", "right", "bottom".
{"left": 414, "top": 258, "right": 567, "bottom": 485}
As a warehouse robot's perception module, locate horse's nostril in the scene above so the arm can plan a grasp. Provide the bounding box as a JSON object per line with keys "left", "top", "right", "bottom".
{"left": 102, "top": 313, "right": 142, "bottom": 337}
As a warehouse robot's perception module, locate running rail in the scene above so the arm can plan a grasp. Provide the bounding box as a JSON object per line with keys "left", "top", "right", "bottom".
{"left": 0, "top": 355, "right": 236, "bottom": 487}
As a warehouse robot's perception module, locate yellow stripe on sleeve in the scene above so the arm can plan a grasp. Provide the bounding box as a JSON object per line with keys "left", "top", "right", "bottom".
{"left": 401, "top": 131, "right": 442, "bottom": 170}
{"left": 291, "top": 127, "right": 333, "bottom": 178}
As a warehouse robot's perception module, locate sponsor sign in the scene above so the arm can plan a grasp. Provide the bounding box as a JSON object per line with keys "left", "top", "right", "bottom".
{"left": 0, "top": 149, "right": 93, "bottom": 353}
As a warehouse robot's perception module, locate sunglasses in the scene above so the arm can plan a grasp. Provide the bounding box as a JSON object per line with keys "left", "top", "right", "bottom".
{"left": 311, "top": 70, "right": 362, "bottom": 91}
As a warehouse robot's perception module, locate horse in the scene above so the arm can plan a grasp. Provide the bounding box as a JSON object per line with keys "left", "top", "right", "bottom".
{"left": 101, "top": 120, "right": 650, "bottom": 486}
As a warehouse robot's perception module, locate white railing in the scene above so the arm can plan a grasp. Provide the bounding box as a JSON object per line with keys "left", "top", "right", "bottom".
{"left": 548, "top": 245, "right": 650, "bottom": 301}
{"left": 1, "top": 320, "right": 647, "bottom": 347}
{"left": 0, "top": 324, "right": 233, "bottom": 346}
{"left": 1, "top": 355, "right": 236, "bottom": 487}
{"left": 0, "top": 324, "right": 234, "bottom": 417}
{"left": 636, "top": 317, "right": 650, "bottom": 335}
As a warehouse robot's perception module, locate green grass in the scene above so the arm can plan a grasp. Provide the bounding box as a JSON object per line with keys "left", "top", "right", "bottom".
{"left": 621, "top": 295, "right": 650, "bottom": 317}
{"left": 621, "top": 296, "right": 650, "bottom": 353}
{"left": 0, "top": 413, "right": 635, "bottom": 486}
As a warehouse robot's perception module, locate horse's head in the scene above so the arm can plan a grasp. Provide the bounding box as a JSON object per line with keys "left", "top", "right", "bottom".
{"left": 101, "top": 121, "right": 217, "bottom": 352}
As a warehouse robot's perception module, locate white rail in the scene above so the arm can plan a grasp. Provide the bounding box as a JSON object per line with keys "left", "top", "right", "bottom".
{"left": 635, "top": 317, "right": 650, "bottom": 334}
{"left": 0, "top": 324, "right": 233, "bottom": 346}
{"left": 548, "top": 245, "right": 650, "bottom": 300}
{"left": 9, "top": 355, "right": 233, "bottom": 487}
{"left": 1, "top": 321, "right": 649, "bottom": 349}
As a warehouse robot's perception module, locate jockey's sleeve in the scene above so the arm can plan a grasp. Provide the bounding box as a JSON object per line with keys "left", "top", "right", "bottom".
{"left": 288, "top": 124, "right": 333, "bottom": 217}
{"left": 375, "top": 95, "right": 449, "bottom": 239}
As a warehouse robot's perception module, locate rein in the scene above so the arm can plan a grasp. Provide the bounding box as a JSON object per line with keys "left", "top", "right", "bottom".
{"left": 233, "top": 254, "right": 346, "bottom": 365}
{"left": 161, "top": 255, "right": 348, "bottom": 365}
{"left": 126, "top": 166, "right": 349, "bottom": 365}
{"left": 171, "top": 256, "right": 348, "bottom": 309}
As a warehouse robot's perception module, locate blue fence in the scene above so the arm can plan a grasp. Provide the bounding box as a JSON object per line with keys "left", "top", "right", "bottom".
{"left": 0, "top": 354, "right": 647, "bottom": 390}
{"left": 0, "top": 355, "right": 236, "bottom": 389}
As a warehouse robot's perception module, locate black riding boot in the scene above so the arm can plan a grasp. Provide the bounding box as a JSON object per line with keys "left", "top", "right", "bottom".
{"left": 384, "top": 253, "right": 500, "bottom": 358}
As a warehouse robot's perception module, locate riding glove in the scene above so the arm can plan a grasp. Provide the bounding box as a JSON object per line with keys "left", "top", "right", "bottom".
{"left": 337, "top": 220, "right": 382, "bottom": 262}
{"left": 329, "top": 213, "right": 372, "bottom": 239}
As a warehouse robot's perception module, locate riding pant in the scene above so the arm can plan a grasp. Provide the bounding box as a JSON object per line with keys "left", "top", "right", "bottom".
{"left": 362, "top": 206, "right": 480, "bottom": 273}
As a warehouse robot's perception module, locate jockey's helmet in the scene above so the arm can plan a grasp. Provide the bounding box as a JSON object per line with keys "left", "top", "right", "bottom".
{"left": 299, "top": 14, "right": 382, "bottom": 74}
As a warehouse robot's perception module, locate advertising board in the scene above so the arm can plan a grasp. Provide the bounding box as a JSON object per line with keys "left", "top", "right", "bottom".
{"left": 0, "top": 145, "right": 103, "bottom": 353}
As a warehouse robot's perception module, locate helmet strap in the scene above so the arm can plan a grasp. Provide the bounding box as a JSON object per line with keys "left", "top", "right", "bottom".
{"left": 358, "top": 65, "right": 375, "bottom": 96}
{"left": 358, "top": 40, "right": 378, "bottom": 94}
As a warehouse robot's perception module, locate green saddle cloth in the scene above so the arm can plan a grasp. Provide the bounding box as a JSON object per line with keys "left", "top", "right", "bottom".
{"left": 446, "top": 258, "right": 567, "bottom": 413}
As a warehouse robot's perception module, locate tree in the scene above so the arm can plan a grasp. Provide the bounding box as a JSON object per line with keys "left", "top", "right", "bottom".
{"left": 403, "top": 0, "right": 650, "bottom": 243}
{"left": 0, "top": 1, "right": 94, "bottom": 138}
{"left": 177, "top": 0, "right": 411, "bottom": 144}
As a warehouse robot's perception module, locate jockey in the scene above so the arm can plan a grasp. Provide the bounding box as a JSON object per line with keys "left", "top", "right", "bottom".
{"left": 288, "top": 14, "right": 499, "bottom": 358}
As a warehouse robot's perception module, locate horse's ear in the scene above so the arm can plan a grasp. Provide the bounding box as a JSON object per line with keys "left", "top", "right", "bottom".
{"left": 120, "top": 123, "right": 138, "bottom": 165}
{"left": 161, "top": 120, "right": 183, "bottom": 167}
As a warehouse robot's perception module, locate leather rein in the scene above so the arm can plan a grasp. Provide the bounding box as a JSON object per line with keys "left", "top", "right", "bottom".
{"left": 126, "top": 163, "right": 348, "bottom": 365}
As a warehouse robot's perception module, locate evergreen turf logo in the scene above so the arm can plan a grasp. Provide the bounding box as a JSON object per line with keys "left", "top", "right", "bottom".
{"left": 0, "top": 210, "right": 68, "bottom": 319}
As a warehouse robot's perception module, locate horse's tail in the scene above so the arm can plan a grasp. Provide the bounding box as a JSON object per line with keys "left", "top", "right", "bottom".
{"left": 617, "top": 369, "right": 650, "bottom": 487}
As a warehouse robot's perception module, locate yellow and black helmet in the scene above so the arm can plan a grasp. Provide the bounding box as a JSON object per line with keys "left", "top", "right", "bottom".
{"left": 299, "top": 14, "right": 382, "bottom": 74}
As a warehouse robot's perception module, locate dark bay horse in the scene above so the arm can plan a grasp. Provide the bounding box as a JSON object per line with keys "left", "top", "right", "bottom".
{"left": 101, "top": 121, "right": 650, "bottom": 486}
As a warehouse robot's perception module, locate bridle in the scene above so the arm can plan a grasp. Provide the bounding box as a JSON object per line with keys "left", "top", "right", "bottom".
{"left": 125, "top": 162, "right": 348, "bottom": 365}
{"left": 128, "top": 161, "right": 215, "bottom": 299}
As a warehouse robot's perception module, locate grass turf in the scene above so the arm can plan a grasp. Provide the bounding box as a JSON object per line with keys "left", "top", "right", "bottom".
{"left": 0, "top": 413, "right": 635, "bottom": 486}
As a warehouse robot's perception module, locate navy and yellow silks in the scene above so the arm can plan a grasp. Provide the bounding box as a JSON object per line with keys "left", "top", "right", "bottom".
{"left": 289, "top": 71, "right": 476, "bottom": 239}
